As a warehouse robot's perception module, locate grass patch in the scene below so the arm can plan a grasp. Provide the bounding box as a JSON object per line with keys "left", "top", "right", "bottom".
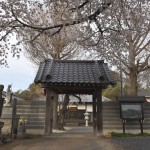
{"left": 111, "top": 132, "right": 150, "bottom": 137}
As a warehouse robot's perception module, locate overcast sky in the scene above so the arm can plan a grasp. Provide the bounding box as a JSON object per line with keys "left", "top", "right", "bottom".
{"left": 0, "top": 53, "right": 37, "bottom": 92}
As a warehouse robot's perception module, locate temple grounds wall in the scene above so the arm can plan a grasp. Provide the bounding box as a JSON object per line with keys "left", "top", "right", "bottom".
{"left": 14, "top": 101, "right": 150, "bottom": 135}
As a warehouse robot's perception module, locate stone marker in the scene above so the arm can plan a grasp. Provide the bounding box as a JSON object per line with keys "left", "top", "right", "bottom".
{"left": 4, "top": 85, "right": 13, "bottom": 107}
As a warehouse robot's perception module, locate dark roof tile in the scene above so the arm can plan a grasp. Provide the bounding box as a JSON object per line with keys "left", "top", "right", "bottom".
{"left": 34, "top": 59, "right": 116, "bottom": 86}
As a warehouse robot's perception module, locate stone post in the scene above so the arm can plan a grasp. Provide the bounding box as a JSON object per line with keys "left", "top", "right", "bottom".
{"left": 0, "top": 85, "right": 18, "bottom": 139}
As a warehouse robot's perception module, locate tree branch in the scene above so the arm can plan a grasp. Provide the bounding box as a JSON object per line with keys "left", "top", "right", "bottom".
{"left": 0, "top": 27, "right": 16, "bottom": 41}
{"left": 51, "top": 26, "right": 63, "bottom": 36}
{"left": 138, "top": 55, "right": 150, "bottom": 73}
{"left": 72, "top": 94, "right": 82, "bottom": 103}
{"left": 11, "top": 2, "right": 111, "bottom": 32}
{"left": 30, "top": 30, "right": 44, "bottom": 41}
{"left": 113, "top": 52, "right": 130, "bottom": 69}
{"left": 70, "top": 0, "right": 90, "bottom": 11}
{"left": 93, "top": 18, "right": 103, "bottom": 35}
{"left": 135, "top": 30, "right": 150, "bottom": 53}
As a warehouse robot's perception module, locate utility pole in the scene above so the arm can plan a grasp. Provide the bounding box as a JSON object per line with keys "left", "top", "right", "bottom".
{"left": 119, "top": 57, "right": 123, "bottom": 96}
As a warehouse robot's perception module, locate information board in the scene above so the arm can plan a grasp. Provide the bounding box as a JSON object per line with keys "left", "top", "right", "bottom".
{"left": 121, "top": 103, "right": 142, "bottom": 119}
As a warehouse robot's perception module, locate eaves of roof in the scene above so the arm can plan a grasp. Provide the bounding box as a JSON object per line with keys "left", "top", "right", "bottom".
{"left": 34, "top": 59, "right": 116, "bottom": 87}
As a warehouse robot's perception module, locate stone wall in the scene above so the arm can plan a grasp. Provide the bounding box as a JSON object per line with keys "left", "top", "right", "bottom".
{"left": 16, "top": 101, "right": 45, "bottom": 135}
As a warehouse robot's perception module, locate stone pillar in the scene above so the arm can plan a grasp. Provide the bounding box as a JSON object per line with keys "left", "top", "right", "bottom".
{"left": 96, "top": 89, "right": 103, "bottom": 136}
{"left": 92, "top": 94, "right": 97, "bottom": 134}
{"left": 1, "top": 98, "right": 18, "bottom": 137}
{"left": 45, "top": 89, "right": 54, "bottom": 135}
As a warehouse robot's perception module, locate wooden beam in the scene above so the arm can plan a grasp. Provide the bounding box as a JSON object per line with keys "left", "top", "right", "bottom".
{"left": 45, "top": 89, "right": 53, "bottom": 135}
{"left": 96, "top": 89, "right": 103, "bottom": 136}
{"left": 92, "top": 93, "right": 97, "bottom": 135}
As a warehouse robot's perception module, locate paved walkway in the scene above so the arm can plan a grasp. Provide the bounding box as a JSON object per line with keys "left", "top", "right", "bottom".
{"left": 0, "top": 126, "right": 121, "bottom": 150}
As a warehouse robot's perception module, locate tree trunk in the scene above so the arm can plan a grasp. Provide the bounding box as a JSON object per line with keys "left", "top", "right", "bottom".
{"left": 129, "top": 69, "right": 138, "bottom": 96}
{"left": 58, "top": 94, "right": 70, "bottom": 130}
{"left": 53, "top": 93, "right": 58, "bottom": 129}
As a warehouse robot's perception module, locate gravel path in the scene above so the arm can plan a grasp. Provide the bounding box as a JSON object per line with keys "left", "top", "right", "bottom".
{"left": 0, "top": 135, "right": 120, "bottom": 150}
{"left": 112, "top": 137, "right": 150, "bottom": 150}
{"left": 0, "top": 127, "right": 150, "bottom": 150}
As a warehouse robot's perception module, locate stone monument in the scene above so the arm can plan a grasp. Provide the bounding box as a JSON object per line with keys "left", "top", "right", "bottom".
{"left": 4, "top": 85, "right": 13, "bottom": 107}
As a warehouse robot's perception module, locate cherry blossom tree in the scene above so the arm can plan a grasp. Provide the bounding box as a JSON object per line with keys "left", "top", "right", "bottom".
{"left": 1, "top": 0, "right": 149, "bottom": 96}
{"left": 0, "top": 0, "right": 112, "bottom": 65}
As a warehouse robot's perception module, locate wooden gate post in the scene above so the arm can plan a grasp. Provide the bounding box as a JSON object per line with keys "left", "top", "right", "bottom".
{"left": 92, "top": 93, "right": 97, "bottom": 135}
{"left": 53, "top": 93, "right": 58, "bottom": 129}
{"left": 96, "top": 89, "right": 103, "bottom": 136}
{"left": 45, "top": 89, "right": 54, "bottom": 135}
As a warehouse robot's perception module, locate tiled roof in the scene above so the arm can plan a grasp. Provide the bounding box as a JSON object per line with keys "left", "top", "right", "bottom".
{"left": 34, "top": 59, "right": 116, "bottom": 86}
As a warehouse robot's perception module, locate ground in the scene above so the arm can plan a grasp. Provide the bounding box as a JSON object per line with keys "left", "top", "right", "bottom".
{"left": 0, "top": 126, "right": 150, "bottom": 150}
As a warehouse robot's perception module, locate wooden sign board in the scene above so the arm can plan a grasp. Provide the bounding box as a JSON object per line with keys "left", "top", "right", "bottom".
{"left": 121, "top": 103, "right": 143, "bottom": 120}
